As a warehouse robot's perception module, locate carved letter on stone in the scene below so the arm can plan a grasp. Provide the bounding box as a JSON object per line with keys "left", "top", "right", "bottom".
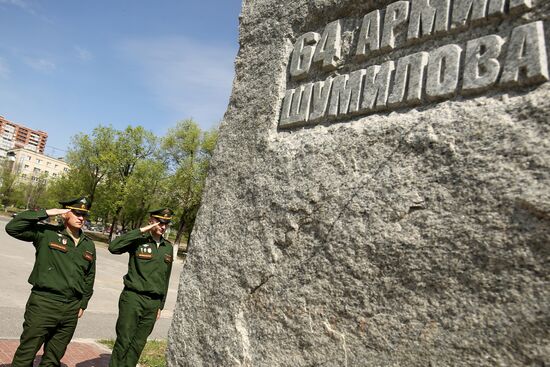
{"left": 361, "top": 61, "right": 395, "bottom": 111}
{"left": 328, "top": 74, "right": 350, "bottom": 117}
{"left": 509, "top": 0, "right": 532, "bottom": 14}
{"left": 388, "top": 52, "right": 429, "bottom": 107}
{"left": 290, "top": 32, "right": 321, "bottom": 81}
{"left": 451, "top": 0, "right": 488, "bottom": 29}
{"left": 381, "top": 1, "right": 410, "bottom": 50}
{"left": 356, "top": 10, "right": 380, "bottom": 60}
{"left": 309, "top": 77, "right": 334, "bottom": 122}
{"left": 463, "top": 35, "right": 504, "bottom": 93}
{"left": 407, "top": 0, "right": 450, "bottom": 41}
{"left": 328, "top": 69, "right": 366, "bottom": 117}
{"left": 279, "top": 83, "right": 314, "bottom": 127}
{"left": 426, "top": 44, "right": 462, "bottom": 100}
{"left": 313, "top": 20, "right": 342, "bottom": 71}
{"left": 279, "top": 89, "right": 295, "bottom": 126}
{"left": 500, "top": 21, "right": 549, "bottom": 86}
{"left": 347, "top": 69, "right": 367, "bottom": 114}
{"left": 292, "top": 83, "right": 314, "bottom": 124}
{"left": 487, "top": 0, "right": 505, "bottom": 17}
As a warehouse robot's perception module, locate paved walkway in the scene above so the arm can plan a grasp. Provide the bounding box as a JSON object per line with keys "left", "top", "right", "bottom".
{"left": 0, "top": 339, "right": 111, "bottom": 367}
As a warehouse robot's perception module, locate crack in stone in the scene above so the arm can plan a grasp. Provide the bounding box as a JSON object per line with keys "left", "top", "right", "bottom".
{"left": 246, "top": 119, "right": 426, "bottom": 296}
{"left": 249, "top": 275, "right": 273, "bottom": 294}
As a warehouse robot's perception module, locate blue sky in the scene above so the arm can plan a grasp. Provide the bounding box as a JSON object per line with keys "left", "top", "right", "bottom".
{"left": 0, "top": 0, "right": 241, "bottom": 157}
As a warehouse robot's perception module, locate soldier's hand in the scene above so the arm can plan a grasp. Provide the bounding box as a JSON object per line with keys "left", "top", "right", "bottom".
{"left": 157, "top": 309, "right": 161, "bottom": 320}
{"left": 140, "top": 222, "right": 159, "bottom": 233}
{"left": 78, "top": 309, "right": 84, "bottom": 318}
{"left": 46, "top": 208, "right": 70, "bottom": 216}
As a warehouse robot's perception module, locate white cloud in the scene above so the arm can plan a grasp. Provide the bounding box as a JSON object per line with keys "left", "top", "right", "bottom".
{"left": 75, "top": 46, "right": 92, "bottom": 61}
{"left": 23, "top": 57, "right": 56, "bottom": 72}
{"left": 0, "top": 57, "right": 10, "bottom": 79}
{"left": 119, "top": 36, "right": 237, "bottom": 128}
{"left": 0, "top": 0, "right": 36, "bottom": 15}
{"left": 0, "top": 0, "right": 28, "bottom": 7}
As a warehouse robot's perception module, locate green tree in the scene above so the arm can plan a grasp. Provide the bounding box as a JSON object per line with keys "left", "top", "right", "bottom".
{"left": 161, "top": 119, "right": 218, "bottom": 247}
{"left": 55, "top": 125, "right": 159, "bottom": 238}
{"left": 119, "top": 159, "right": 167, "bottom": 230}
{"left": 106, "top": 126, "right": 157, "bottom": 240}
{"left": 65, "top": 125, "right": 117, "bottom": 205}
{"left": 23, "top": 174, "right": 49, "bottom": 209}
{"left": 46, "top": 172, "right": 82, "bottom": 205}
{"left": 0, "top": 159, "right": 20, "bottom": 206}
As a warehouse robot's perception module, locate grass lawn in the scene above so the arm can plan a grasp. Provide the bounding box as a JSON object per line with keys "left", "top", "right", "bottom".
{"left": 98, "top": 339, "right": 167, "bottom": 367}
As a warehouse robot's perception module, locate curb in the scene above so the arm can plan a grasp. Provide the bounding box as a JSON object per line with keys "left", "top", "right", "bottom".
{"left": 72, "top": 338, "right": 113, "bottom": 353}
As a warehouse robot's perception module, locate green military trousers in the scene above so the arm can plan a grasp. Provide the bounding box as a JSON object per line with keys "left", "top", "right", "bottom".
{"left": 12, "top": 292, "right": 80, "bottom": 367}
{"left": 109, "top": 289, "right": 161, "bottom": 367}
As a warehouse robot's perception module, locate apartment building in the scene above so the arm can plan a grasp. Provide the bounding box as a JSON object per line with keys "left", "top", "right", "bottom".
{"left": 7, "top": 148, "right": 69, "bottom": 182}
{"left": 0, "top": 116, "right": 48, "bottom": 158}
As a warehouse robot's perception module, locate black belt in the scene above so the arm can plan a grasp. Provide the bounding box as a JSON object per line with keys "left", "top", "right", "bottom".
{"left": 32, "top": 289, "right": 80, "bottom": 303}
{"left": 124, "top": 287, "right": 163, "bottom": 300}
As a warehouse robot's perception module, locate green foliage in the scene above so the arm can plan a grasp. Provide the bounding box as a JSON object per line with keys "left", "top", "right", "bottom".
{"left": 65, "top": 125, "right": 118, "bottom": 204}
{"left": 98, "top": 339, "right": 167, "bottom": 367}
{"left": 0, "top": 159, "right": 20, "bottom": 206}
{"left": 10, "top": 120, "right": 218, "bottom": 244}
{"left": 98, "top": 339, "right": 115, "bottom": 349}
{"left": 160, "top": 119, "right": 218, "bottom": 245}
{"left": 119, "top": 159, "right": 167, "bottom": 229}
{"left": 138, "top": 339, "right": 168, "bottom": 367}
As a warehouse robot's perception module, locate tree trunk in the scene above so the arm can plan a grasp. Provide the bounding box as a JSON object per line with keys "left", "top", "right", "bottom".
{"left": 108, "top": 206, "right": 122, "bottom": 242}
{"left": 174, "top": 212, "right": 187, "bottom": 246}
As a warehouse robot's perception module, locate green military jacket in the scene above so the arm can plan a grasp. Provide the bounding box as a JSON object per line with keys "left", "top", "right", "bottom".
{"left": 5, "top": 209, "right": 96, "bottom": 309}
{"left": 108, "top": 229, "right": 173, "bottom": 309}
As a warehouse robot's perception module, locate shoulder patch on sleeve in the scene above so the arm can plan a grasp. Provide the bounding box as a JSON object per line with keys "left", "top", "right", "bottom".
{"left": 83, "top": 251, "right": 93, "bottom": 262}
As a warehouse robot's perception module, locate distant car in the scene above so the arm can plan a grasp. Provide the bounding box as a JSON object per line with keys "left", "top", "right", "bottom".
{"left": 87, "top": 225, "right": 104, "bottom": 232}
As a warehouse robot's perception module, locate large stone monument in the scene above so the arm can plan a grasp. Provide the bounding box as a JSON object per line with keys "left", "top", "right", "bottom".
{"left": 168, "top": 0, "right": 549, "bottom": 365}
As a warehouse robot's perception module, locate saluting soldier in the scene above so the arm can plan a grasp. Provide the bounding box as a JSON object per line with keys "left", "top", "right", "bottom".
{"left": 108, "top": 208, "right": 174, "bottom": 367}
{"left": 6, "top": 197, "right": 96, "bottom": 367}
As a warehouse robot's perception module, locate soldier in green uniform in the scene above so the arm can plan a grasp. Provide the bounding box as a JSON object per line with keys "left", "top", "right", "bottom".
{"left": 6, "top": 197, "right": 96, "bottom": 367}
{"left": 108, "top": 208, "right": 174, "bottom": 367}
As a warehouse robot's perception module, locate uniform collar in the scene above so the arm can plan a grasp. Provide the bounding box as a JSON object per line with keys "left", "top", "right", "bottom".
{"left": 145, "top": 232, "right": 166, "bottom": 246}
{"left": 60, "top": 227, "right": 85, "bottom": 241}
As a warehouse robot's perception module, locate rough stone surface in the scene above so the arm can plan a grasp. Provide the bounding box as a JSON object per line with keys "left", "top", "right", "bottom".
{"left": 168, "top": 0, "right": 550, "bottom": 366}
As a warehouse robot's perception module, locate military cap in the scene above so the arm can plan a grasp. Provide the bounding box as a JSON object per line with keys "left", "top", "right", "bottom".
{"left": 59, "top": 197, "right": 91, "bottom": 215}
{"left": 149, "top": 208, "right": 173, "bottom": 224}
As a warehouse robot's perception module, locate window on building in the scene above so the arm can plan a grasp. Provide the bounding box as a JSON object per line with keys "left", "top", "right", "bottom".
{"left": 63, "top": 167, "right": 68, "bottom": 172}
{"left": 36, "top": 158, "right": 41, "bottom": 164}
{"left": 33, "top": 167, "right": 40, "bottom": 174}
{"left": 46, "top": 161, "right": 51, "bottom": 166}
{"left": 24, "top": 164, "right": 29, "bottom": 169}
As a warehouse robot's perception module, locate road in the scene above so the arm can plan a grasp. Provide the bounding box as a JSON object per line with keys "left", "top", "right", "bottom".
{"left": 0, "top": 217, "right": 184, "bottom": 339}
